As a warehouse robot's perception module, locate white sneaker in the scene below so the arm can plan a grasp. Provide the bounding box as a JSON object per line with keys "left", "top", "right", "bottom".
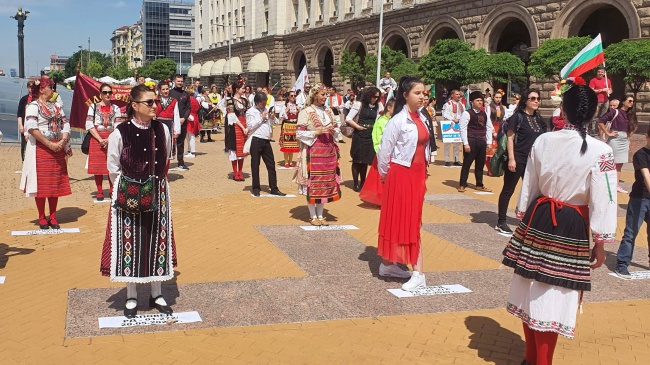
{"left": 184, "top": 152, "right": 196, "bottom": 158}
{"left": 401, "top": 271, "right": 426, "bottom": 291}
{"left": 616, "top": 186, "right": 628, "bottom": 194}
{"left": 379, "top": 263, "right": 411, "bottom": 278}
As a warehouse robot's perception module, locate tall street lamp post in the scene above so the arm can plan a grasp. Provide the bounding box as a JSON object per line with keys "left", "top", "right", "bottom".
{"left": 10, "top": 7, "right": 30, "bottom": 79}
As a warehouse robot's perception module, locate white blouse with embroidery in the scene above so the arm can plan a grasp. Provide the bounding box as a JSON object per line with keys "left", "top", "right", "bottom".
{"left": 85, "top": 103, "right": 124, "bottom": 131}
{"left": 516, "top": 128, "right": 618, "bottom": 244}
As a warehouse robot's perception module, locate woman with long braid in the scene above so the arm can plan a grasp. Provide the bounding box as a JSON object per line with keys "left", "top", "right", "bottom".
{"left": 502, "top": 84, "right": 617, "bottom": 365}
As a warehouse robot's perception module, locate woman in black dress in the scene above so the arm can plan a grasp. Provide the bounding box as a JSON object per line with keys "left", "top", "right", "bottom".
{"left": 345, "top": 87, "right": 382, "bottom": 191}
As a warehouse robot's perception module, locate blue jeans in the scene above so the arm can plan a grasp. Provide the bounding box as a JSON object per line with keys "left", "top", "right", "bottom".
{"left": 616, "top": 197, "right": 650, "bottom": 270}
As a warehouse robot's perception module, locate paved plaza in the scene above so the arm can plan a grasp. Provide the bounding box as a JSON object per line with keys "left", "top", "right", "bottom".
{"left": 0, "top": 129, "right": 649, "bottom": 364}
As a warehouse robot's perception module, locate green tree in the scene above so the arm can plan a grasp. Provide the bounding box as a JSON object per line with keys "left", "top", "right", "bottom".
{"left": 64, "top": 50, "right": 113, "bottom": 77}
{"left": 337, "top": 49, "right": 365, "bottom": 86}
{"left": 85, "top": 60, "right": 104, "bottom": 78}
{"left": 529, "top": 37, "right": 592, "bottom": 81}
{"left": 107, "top": 54, "right": 132, "bottom": 80}
{"left": 145, "top": 58, "right": 177, "bottom": 81}
{"left": 364, "top": 46, "right": 419, "bottom": 83}
{"left": 605, "top": 39, "right": 650, "bottom": 112}
{"left": 48, "top": 70, "right": 66, "bottom": 84}
{"left": 418, "top": 39, "right": 478, "bottom": 86}
{"left": 469, "top": 51, "right": 526, "bottom": 89}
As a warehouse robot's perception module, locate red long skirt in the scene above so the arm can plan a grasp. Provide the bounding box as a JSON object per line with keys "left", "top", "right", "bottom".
{"left": 235, "top": 116, "right": 249, "bottom": 158}
{"left": 359, "top": 157, "right": 383, "bottom": 206}
{"left": 377, "top": 161, "right": 427, "bottom": 265}
{"left": 35, "top": 141, "right": 71, "bottom": 198}
{"left": 87, "top": 130, "right": 111, "bottom": 175}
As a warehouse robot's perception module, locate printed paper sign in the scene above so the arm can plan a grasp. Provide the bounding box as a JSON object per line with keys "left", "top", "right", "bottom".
{"left": 474, "top": 192, "right": 494, "bottom": 195}
{"left": 252, "top": 194, "right": 297, "bottom": 198}
{"left": 11, "top": 228, "right": 80, "bottom": 236}
{"left": 387, "top": 284, "right": 472, "bottom": 298}
{"left": 277, "top": 166, "right": 297, "bottom": 170}
{"left": 0, "top": 276, "right": 5, "bottom": 284}
{"left": 98, "top": 311, "right": 202, "bottom": 328}
{"left": 609, "top": 271, "right": 650, "bottom": 280}
{"left": 440, "top": 121, "right": 462, "bottom": 143}
{"left": 300, "top": 225, "right": 359, "bottom": 231}
{"left": 94, "top": 199, "right": 111, "bottom": 204}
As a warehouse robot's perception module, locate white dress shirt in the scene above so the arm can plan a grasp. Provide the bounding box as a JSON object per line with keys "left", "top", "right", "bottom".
{"left": 459, "top": 108, "right": 494, "bottom": 146}
{"left": 246, "top": 106, "right": 273, "bottom": 140}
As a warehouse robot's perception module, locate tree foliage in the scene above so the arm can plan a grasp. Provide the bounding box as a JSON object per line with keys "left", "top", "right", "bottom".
{"left": 63, "top": 50, "right": 112, "bottom": 77}
{"left": 469, "top": 51, "right": 526, "bottom": 89}
{"left": 528, "top": 37, "right": 591, "bottom": 80}
{"left": 337, "top": 49, "right": 365, "bottom": 86}
{"left": 48, "top": 70, "right": 65, "bottom": 84}
{"left": 418, "top": 39, "right": 477, "bottom": 86}
{"left": 143, "top": 58, "right": 177, "bottom": 81}
{"left": 605, "top": 39, "right": 650, "bottom": 111}
{"left": 107, "top": 54, "right": 132, "bottom": 80}
{"left": 85, "top": 60, "right": 104, "bottom": 78}
{"left": 364, "top": 46, "right": 420, "bottom": 83}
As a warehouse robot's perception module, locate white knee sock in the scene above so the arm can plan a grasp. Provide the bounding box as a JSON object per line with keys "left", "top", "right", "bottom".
{"left": 307, "top": 204, "right": 316, "bottom": 219}
{"left": 316, "top": 203, "right": 324, "bottom": 219}
{"left": 126, "top": 283, "right": 138, "bottom": 309}
{"left": 150, "top": 282, "right": 167, "bottom": 306}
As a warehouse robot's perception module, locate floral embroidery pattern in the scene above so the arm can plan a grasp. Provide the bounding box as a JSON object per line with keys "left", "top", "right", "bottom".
{"left": 593, "top": 232, "right": 616, "bottom": 244}
{"left": 507, "top": 303, "right": 575, "bottom": 338}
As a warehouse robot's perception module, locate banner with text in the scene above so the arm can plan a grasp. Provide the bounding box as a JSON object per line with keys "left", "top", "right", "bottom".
{"left": 440, "top": 120, "right": 462, "bottom": 143}
{"left": 69, "top": 72, "right": 133, "bottom": 130}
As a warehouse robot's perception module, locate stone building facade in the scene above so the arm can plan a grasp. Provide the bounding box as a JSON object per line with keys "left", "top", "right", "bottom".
{"left": 192, "top": 0, "right": 648, "bottom": 106}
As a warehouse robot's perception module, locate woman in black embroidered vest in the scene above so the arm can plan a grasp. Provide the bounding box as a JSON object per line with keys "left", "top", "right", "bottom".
{"left": 495, "top": 89, "right": 548, "bottom": 236}
{"left": 346, "top": 87, "right": 382, "bottom": 191}
{"left": 100, "top": 85, "right": 177, "bottom": 318}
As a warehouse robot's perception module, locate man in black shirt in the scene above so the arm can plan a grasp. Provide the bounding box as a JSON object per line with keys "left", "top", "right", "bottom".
{"left": 16, "top": 80, "right": 34, "bottom": 161}
{"left": 170, "top": 74, "right": 191, "bottom": 171}
{"left": 615, "top": 133, "right": 650, "bottom": 279}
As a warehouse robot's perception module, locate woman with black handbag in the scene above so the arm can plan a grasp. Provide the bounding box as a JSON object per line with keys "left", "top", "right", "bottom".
{"left": 100, "top": 84, "right": 177, "bottom": 318}
{"left": 85, "top": 83, "right": 124, "bottom": 201}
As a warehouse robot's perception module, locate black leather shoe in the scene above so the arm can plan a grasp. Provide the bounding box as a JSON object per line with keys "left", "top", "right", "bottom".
{"left": 49, "top": 218, "right": 60, "bottom": 230}
{"left": 252, "top": 189, "right": 261, "bottom": 197}
{"left": 445, "top": 162, "right": 451, "bottom": 167}
{"left": 149, "top": 295, "right": 173, "bottom": 315}
{"left": 39, "top": 218, "right": 49, "bottom": 230}
{"left": 270, "top": 189, "right": 286, "bottom": 196}
{"left": 353, "top": 184, "right": 360, "bottom": 192}
{"left": 124, "top": 298, "right": 138, "bottom": 319}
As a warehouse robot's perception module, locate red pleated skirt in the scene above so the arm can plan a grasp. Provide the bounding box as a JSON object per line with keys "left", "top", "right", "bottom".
{"left": 359, "top": 157, "right": 383, "bottom": 206}
{"left": 87, "top": 130, "right": 111, "bottom": 175}
{"left": 35, "top": 141, "right": 71, "bottom": 198}
{"left": 377, "top": 161, "right": 427, "bottom": 265}
{"left": 235, "top": 116, "right": 249, "bottom": 158}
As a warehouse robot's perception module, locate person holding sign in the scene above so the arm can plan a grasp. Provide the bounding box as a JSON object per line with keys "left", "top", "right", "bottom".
{"left": 86, "top": 83, "right": 125, "bottom": 201}
{"left": 457, "top": 91, "right": 494, "bottom": 193}
{"left": 100, "top": 85, "right": 177, "bottom": 318}
{"left": 441, "top": 89, "right": 463, "bottom": 166}
{"left": 377, "top": 76, "right": 432, "bottom": 290}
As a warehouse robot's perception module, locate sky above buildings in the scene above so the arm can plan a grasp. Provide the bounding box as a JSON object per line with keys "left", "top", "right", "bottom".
{"left": 0, "top": 0, "right": 142, "bottom": 76}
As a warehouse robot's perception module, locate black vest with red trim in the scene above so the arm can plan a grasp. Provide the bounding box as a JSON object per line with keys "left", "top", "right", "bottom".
{"left": 467, "top": 109, "right": 488, "bottom": 138}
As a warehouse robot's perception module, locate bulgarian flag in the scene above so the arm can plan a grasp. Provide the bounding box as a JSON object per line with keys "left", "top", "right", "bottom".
{"left": 560, "top": 34, "right": 604, "bottom": 79}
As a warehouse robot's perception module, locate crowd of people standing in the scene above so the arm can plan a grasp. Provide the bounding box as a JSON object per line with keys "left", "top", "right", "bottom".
{"left": 14, "top": 66, "right": 647, "bottom": 364}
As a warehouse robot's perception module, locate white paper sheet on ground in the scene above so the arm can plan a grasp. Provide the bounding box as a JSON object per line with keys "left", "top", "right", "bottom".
{"left": 251, "top": 194, "right": 297, "bottom": 198}
{"left": 94, "top": 199, "right": 111, "bottom": 204}
{"left": 609, "top": 271, "right": 650, "bottom": 280}
{"left": 15, "top": 171, "right": 22, "bottom": 174}
{"left": 277, "top": 166, "right": 296, "bottom": 170}
{"left": 474, "top": 192, "right": 494, "bottom": 195}
{"left": 300, "top": 225, "right": 359, "bottom": 231}
{"left": 387, "top": 284, "right": 473, "bottom": 298}
{"left": 0, "top": 276, "right": 5, "bottom": 284}
{"left": 11, "top": 228, "right": 80, "bottom": 236}
{"left": 98, "top": 311, "right": 202, "bottom": 328}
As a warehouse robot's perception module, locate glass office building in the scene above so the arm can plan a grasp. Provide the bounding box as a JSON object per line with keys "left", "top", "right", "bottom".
{"left": 142, "top": 0, "right": 194, "bottom": 75}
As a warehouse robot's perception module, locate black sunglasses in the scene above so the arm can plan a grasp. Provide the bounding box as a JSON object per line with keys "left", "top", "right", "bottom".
{"left": 626, "top": 99, "right": 634, "bottom": 103}
{"left": 101, "top": 90, "right": 112, "bottom": 95}
{"left": 134, "top": 99, "right": 157, "bottom": 107}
